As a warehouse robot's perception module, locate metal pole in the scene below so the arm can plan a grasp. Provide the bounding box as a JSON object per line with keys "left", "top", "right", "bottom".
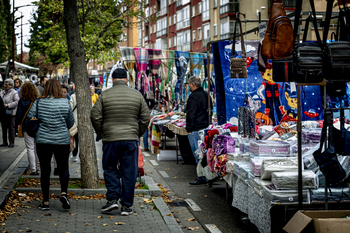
{"left": 207, "top": 43, "right": 211, "bottom": 123}
{"left": 12, "top": 0, "right": 15, "bottom": 73}
{"left": 20, "top": 13, "right": 23, "bottom": 63}
{"left": 297, "top": 83, "right": 303, "bottom": 209}
{"left": 324, "top": 85, "right": 328, "bottom": 210}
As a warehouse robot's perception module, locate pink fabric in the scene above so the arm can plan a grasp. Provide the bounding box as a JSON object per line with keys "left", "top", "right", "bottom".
{"left": 207, "top": 148, "right": 215, "bottom": 173}
{"left": 134, "top": 48, "right": 149, "bottom": 93}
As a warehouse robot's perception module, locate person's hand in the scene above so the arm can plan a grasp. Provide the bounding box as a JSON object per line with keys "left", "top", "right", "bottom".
{"left": 4, "top": 104, "right": 8, "bottom": 108}
{"left": 188, "top": 132, "right": 191, "bottom": 135}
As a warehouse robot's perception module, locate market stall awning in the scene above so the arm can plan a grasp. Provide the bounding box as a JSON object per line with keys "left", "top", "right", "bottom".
{"left": 0, "top": 61, "right": 39, "bottom": 71}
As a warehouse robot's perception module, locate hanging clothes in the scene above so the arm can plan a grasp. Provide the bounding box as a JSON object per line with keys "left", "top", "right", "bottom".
{"left": 174, "top": 51, "right": 190, "bottom": 103}
{"left": 160, "top": 50, "right": 175, "bottom": 94}
{"left": 134, "top": 48, "right": 149, "bottom": 93}
{"left": 120, "top": 47, "right": 136, "bottom": 86}
{"left": 148, "top": 49, "right": 162, "bottom": 100}
{"left": 189, "top": 52, "right": 204, "bottom": 77}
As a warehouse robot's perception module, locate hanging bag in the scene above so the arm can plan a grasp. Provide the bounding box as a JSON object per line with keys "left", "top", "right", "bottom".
{"left": 27, "top": 99, "right": 40, "bottom": 138}
{"left": 323, "top": 0, "right": 350, "bottom": 81}
{"left": 230, "top": 15, "right": 247, "bottom": 79}
{"left": 333, "top": 108, "right": 350, "bottom": 155}
{"left": 18, "top": 101, "right": 34, "bottom": 138}
{"left": 238, "top": 95, "right": 256, "bottom": 138}
{"left": 293, "top": 0, "right": 325, "bottom": 83}
{"left": 261, "top": 0, "right": 294, "bottom": 60}
{"left": 313, "top": 109, "right": 347, "bottom": 184}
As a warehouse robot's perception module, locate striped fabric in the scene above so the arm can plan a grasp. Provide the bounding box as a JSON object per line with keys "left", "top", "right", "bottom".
{"left": 120, "top": 47, "right": 136, "bottom": 85}
{"left": 189, "top": 52, "right": 204, "bottom": 77}
{"left": 134, "top": 48, "right": 149, "bottom": 93}
{"left": 148, "top": 49, "right": 162, "bottom": 86}
{"left": 160, "top": 50, "right": 175, "bottom": 100}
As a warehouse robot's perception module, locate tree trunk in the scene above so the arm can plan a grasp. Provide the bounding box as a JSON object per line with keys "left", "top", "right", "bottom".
{"left": 63, "top": 0, "right": 99, "bottom": 189}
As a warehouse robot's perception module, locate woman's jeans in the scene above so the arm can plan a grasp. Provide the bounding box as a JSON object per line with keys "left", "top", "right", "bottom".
{"left": 36, "top": 143, "right": 70, "bottom": 201}
{"left": 143, "top": 129, "right": 149, "bottom": 149}
{"left": 24, "top": 132, "right": 38, "bottom": 172}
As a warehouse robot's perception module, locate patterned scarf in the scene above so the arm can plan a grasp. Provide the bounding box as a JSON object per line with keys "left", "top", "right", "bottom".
{"left": 120, "top": 47, "right": 136, "bottom": 85}
{"left": 174, "top": 51, "right": 189, "bottom": 102}
{"left": 134, "top": 48, "right": 149, "bottom": 93}
{"left": 148, "top": 49, "right": 162, "bottom": 100}
{"left": 160, "top": 50, "right": 175, "bottom": 100}
{"left": 189, "top": 52, "right": 204, "bottom": 77}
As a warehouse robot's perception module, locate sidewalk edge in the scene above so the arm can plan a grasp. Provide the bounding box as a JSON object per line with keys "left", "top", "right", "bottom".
{"left": 154, "top": 196, "right": 183, "bottom": 233}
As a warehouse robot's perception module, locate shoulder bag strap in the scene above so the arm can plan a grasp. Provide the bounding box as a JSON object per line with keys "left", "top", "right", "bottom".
{"left": 231, "top": 15, "right": 246, "bottom": 58}
{"left": 309, "top": 0, "right": 323, "bottom": 48}
{"left": 323, "top": 0, "right": 335, "bottom": 46}
{"left": 303, "top": 15, "right": 312, "bottom": 42}
{"left": 293, "top": 0, "right": 303, "bottom": 46}
{"left": 21, "top": 101, "right": 34, "bottom": 124}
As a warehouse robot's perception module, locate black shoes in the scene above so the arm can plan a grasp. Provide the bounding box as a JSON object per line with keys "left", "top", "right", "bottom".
{"left": 189, "top": 179, "right": 207, "bottom": 185}
{"left": 38, "top": 202, "right": 50, "bottom": 210}
{"left": 0, "top": 143, "right": 8, "bottom": 147}
{"left": 121, "top": 206, "right": 133, "bottom": 216}
{"left": 54, "top": 168, "right": 59, "bottom": 176}
{"left": 101, "top": 199, "right": 118, "bottom": 212}
{"left": 8, "top": 144, "right": 14, "bottom": 148}
{"left": 60, "top": 194, "right": 71, "bottom": 209}
{"left": 29, "top": 171, "right": 39, "bottom": 175}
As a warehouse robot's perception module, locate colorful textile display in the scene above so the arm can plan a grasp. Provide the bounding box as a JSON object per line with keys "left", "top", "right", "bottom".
{"left": 160, "top": 50, "right": 175, "bottom": 94}
{"left": 174, "top": 51, "right": 190, "bottom": 102}
{"left": 190, "top": 52, "right": 204, "bottom": 77}
{"left": 148, "top": 49, "right": 162, "bottom": 96}
{"left": 214, "top": 154, "right": 228, "bottom": 177}
{"left": 151, "top": 125, "right": 161, "bottom": 155}
{"left": 212, "top": 40, "right": 324, "bottom": 125}
{"left": 120, "top": 47, "right": 136, "bottom": 84}
{"left": 134, "top": 48, "right": 149, "bottom": 93}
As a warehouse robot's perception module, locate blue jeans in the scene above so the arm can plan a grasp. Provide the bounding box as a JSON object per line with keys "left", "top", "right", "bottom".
{"left": 102, "top": 140, "right": 138, "bottom": 207}
{"left": 143, "top": 129, "right": 149, "bottom": 149}
{"left": 187, "top": 131, "right": 200, "bottom": 164}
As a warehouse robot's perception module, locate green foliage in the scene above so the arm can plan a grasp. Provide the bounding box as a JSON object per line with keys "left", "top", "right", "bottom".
{"left": 0, "top": 0, "right": 12, "bottom": 63}
{"left": 28, "top": 0, "right": 145, "bottom": 66}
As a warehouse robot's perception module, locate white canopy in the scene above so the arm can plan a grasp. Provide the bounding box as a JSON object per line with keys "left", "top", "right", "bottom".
{"left": 0, "top": 61, "right": 39, "bottom": 71}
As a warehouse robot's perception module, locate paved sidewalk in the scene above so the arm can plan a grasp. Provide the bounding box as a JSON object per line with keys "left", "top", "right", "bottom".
{"left": 0, "top": 196, "right": 170, "bottom": 233}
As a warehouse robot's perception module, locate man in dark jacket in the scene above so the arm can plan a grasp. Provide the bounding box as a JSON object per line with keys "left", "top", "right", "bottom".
{"left": 91, "top": 64, "right": 150, "bottom": 215}
{"left": 186, "top": 76, "right": 212, "bottom": 185}
{"left": 37, "top": 76, "right": 48, "bottom": 95}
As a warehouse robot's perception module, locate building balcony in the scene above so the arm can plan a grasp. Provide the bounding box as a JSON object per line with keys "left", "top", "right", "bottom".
{"left": 145, "top": 35, "right": 149, "bottom": 42}
{"left": 156, "top": 28, "right": 167, "bottom": 38}
{"left": 220, "top": 32, "right": 234, "bottom": 40}
{"left": 220, "top": 2, "right": 239, "bottom": 15}
{"left": 176, "top": 0, "right": 182, "bottom": 7}
{"left": 160, "top": 7, "right": 167, "bottom": 16}
{"left": 178, "top": 42, "right": 191, "bottom": 51}
{"left": 202, "top": 37, "right": 210, "bottom": 48}
{"left": 176, "top": 19, "right": 190, "bottom": 30}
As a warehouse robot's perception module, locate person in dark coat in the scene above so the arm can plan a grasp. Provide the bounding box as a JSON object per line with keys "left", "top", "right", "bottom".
{"left": 16, "top": 82, "right": 40, "bottom": 175}
{"left": 185, "top": 76, "right": 212, "bottom": 185}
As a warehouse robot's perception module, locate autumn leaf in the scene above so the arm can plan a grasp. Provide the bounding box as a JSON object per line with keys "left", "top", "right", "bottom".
{"left": 36, "top": 220, "right": 40, "bottom": 222}
{"left": 213, "top": 225, "right": 217, "bottom": 228}
{"left": 47, "top": 219, "right": 53, "bottom": 221}
{"left": 102, "top": 224, "right": 108, "bottom": 227}
{"left": 187, "top": 218, "right": 196, "bottom": 221}
{"left": 173, "top": 177, "right": 177, "bottom": 179}
{"left": 204, "top": 195, "right": 208, "bottom": 198}
{"left": 115, "top": 222, "right": 125, "bottom": 225}
{"left": 19, "top": 230, "right": 24, "bottom": 232}
{"left": 85, "top": 223, "right": 91, "bottom": 226}
{"left": 69, "top": 213, "right": 77, "bottom": 216}
{"left": 188, "top": 227, "right": 199, "bottom": 230}
{"left": 97, "top": 216, "right": 102, "bottom": 218}
{"left": 109, "top": 216, "right": 114, "bottom": 218}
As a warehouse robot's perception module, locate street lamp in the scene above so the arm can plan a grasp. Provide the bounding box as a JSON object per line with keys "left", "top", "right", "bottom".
{"left": 16, "top": 20, "right": 30, "bottom": 63}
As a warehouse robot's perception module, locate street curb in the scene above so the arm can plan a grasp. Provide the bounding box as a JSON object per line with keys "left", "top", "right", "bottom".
{"left": 154, "top": 197, "right": 183, "bottom": 233}
{"left": 15, "top": 175, "right": 162, "bottom": 196}
{"left": 0, "top": 150, "right": 28, "bottom": 209}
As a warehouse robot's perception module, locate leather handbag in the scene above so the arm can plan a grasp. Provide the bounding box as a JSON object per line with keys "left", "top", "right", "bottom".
{"left": 323, "top": 0, "right": 350, "bottom": 81}
{"left": 230, "top": 16, "right": 247, "bottom": 79}
{"left": 18, "top": 101, "right": 34, "bottom": 138}
{"left": 27, "top": 99, "right": 40, "bottom": 138}
{"left": 313, "top": 109, "right": 347, "bottom": 184}
{"left": 272, "top": 56, "right": 294, "bottom": 82}
{"left": 261, "top": 0, "right": 294, "bottom": 59}
{"left": 293, "top": 1, "right": 325, "bottom": 83}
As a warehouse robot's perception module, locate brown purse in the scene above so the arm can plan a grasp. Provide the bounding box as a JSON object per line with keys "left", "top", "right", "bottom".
{"left": 230, "top": 16, "right": 247, "bottom": 79}
{"left": 261, "top": 0, "right": 293, "bottom": 59}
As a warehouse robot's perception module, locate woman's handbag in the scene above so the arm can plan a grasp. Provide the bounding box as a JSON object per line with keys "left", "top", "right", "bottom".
{"left": 293, "top": 4, "right": 325, "bottom": 84}
{"left": 18, "top": 101, "right": 34, "bottom": 138}
{"left": 5, "top": 108, "right": 13, "bottom": 115}
{"left": 238, "top": 95, "right": 256, "bottom": 138}
{"left": 313, "top": 109, "right": 347, "bottom": 184}
{"left": 230, "top": 15, "right": 247, "bottom": 79}
{"left": 272, "top": 56, "right": 294, "bottom": 82}
{"left": 27, "top": 99, "right": 40, "bottom": 138}
{"left": 69, "top": 123, "right": 78, "bottom": 137}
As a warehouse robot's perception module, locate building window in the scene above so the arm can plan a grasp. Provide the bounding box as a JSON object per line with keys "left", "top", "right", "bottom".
{"left": 192, "top": 6, "right": 195, "bottom": 17}
{"left": 176, "top": 6, "right": 190, "bottom": 30}
{"left": 174, "top": 36, "right": 177, "bottom": 46}
{"left": 214, "top": 24, "right": 217, "bottom": 36}
{"left": 198, "top": 27, "right": 202, "bottom": 40}
{"left": 198, "top": 3, "right": 201, "bottom": 14}
{"left": 214, "top": 0, "right": 217, "bottom": 8}
{"left": 174, "top": 14, "right": 176, "bottom": 24}
{"left": 202, "top": 0, "right": 209, "bottom": 21}
{"left": 193, "top": 30, "right": 196, "bottom": 41}
{"left": 203, "top": 24, "right": 210, "bottom": 38}
{"left": 169, "top": 16, "right": 171, "bottom": 25}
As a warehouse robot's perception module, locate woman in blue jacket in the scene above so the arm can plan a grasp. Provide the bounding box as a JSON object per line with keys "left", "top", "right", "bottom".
{"left": 27, "top": 79, "right": 75, "bottom": 211}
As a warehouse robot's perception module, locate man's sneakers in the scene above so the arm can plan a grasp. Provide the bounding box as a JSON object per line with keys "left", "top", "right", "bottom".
{"left": 60, "top": 194, "right": 71, "bottom": 209}
{"left": 121, "top": 206, "right": 133, "bottom": 216}
{"left": 189, "top": 178, "right": 207, "bottom": 185}
{"left": 38, "top": 202, "right": 50, "bottom": 211}
{"left": 101, "top": 199, "right": 119, "bottom": 212}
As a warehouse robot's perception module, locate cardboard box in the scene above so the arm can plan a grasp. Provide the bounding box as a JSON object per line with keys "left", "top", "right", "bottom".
{"left": 284, "top": 210, "right": 350, "bottom": 233}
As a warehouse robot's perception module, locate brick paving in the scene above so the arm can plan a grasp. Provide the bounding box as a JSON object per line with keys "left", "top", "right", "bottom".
{"left": 1, "top": 196, "right": 170, "bottom": 233}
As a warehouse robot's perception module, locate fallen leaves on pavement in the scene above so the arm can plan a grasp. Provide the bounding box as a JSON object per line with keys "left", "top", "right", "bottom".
{"left": 188, "top": 226, "right": 199, "bottom": 230}
{"left": 114, "top": 222, "right": 125, "bottom": 225}
{"left": 187, "top": 218, "right": 196, "bottom": 221}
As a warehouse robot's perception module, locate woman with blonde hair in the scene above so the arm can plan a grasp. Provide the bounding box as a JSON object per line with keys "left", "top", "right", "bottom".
{"left": 27, "top": 79, "right": 74, "bottom": 211}
{"left": 16, "top": 83, "right": 40, "bottom": 175}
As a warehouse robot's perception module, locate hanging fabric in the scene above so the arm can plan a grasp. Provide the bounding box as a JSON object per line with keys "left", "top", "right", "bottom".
{"left": 148, "top": 49, "right": 162, "bottom": 100}
{"left": 174, "top": 51, "right": 190, "bottom": 102}
{"left": 134, "top": 48, "right": 149, "bottom": 93}
{"left": 189, "top": 52, "right": 204, "bottom": 77}
{"left": 120, "top": 47, "right": 136, "bottom": 85}
{"left": 160, "top": 50, "right": 175, "bottom": 90}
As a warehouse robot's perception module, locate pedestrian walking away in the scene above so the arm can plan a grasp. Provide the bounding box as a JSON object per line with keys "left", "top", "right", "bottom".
{"left": 16, "top": 82, "right": 40, "bottom": 175}
{"left": 185, "top": 76, "right": 212, "bottom": 185}
{"left": 0, "top": 79, "right": 20, "bottom": 147}
{"left": 27, "top": 79, "right": 75, "bottom": 211}
{"left": 91, "top": 63, "right": 150, "bottom": 215}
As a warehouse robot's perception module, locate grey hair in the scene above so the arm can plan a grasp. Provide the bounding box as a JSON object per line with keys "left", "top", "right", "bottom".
{"left": 4, "top": 78, "right": 14, "bottom": 86}
{"left": 188, "top": 76, "right": 201, "bottom": 88}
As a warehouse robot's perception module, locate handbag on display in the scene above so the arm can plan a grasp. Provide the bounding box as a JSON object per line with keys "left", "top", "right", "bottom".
{"left": 238, "top": 95, "right": 256, "bottom": 138}
{"left": 230, "top": 15, "right": 247, "bottom": 79}
{"left": 313, "top": 109, "right": 347, "bottom": 184}
{"left": 272, "top": 56, "right": 294, "bottom": 82}
{"left": 18, "top": 101, "right": 34, "bottom": 138}
{"left": 326, "top": 81, "right": 347, "bottom": 97}
{"left": 261, "top": 0, "right": 294, "bottom": 60}
{"left": 27, "top": 99, "right": 40, "bottom": 138}
{"left": 293, "top": 2, "right": 324, "bottom": 84}
{"left": 323, "top": 0, "right": 350, "bottom": 81}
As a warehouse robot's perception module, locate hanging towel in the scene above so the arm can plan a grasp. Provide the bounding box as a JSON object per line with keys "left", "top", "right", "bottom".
{"left": 189, "top": 52, "right": 204, "bottom": 77}
{"left": 174, "top": 51, "right": 190, "bottom": 102}
{"left": 120, "top": 47, "right": 136, "bottom": 85}
{"left": 134, "top": 48, "right": 149, "bottom": 93}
